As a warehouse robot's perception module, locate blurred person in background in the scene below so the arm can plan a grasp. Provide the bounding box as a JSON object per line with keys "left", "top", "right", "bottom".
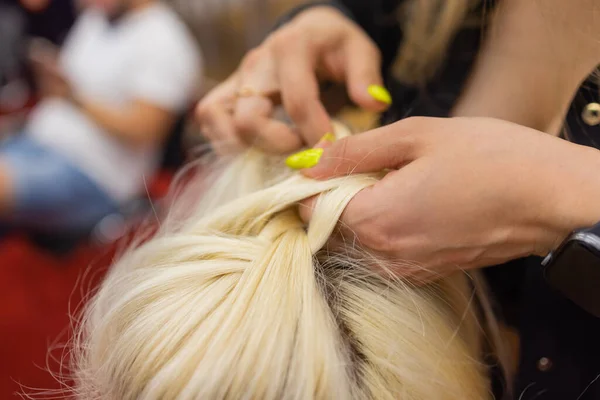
{"left": 0, "top": 0, "right": 76, "bottom": 133}
{"left": 0, "top": 0, "right": 202, "bottom": 235}
{"left": 10, "top": 0, "right": 76, "bottom": 44}
{"left": 0, "top": 0, "right": 29, "bottom": 119}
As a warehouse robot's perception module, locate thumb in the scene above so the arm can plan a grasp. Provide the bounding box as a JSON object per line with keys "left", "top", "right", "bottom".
{"left": 300, "top": 120, "right": 421, "bottom": 180}
{"left": 344, "top": 38, "right": 391, "bottom": 112}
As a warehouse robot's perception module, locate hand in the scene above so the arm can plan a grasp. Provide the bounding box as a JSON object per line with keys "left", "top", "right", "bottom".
{"left": 300, "top": 117, "right": 600, "bottom": 282}
{"left": 196, "top": 6, "right": 391, "bottom": 155}
{"left": 40, "top": 64, "right": 72, "bottom": 99}
{"left": 29, "top": 47, "right": 73, "bottom": 100}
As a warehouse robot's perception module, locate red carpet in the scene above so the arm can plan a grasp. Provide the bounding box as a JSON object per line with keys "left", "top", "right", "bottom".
{"left": 0, "top": 172, "right": 172, "bottom": 398}
{"left": 0, "top": 235, "right": 114, "bottom": 398}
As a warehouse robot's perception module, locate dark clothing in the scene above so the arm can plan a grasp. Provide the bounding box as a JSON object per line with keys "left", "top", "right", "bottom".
{"left": 25, "top": 0, "right": 75, "bottom": 45}
{"left": 0, "top": 2, "right": 26, "bottom": 82}
{"left": 0, "top": 0, "right": 76, "bottom": 45}
{"left": 0, "top": 0, "right": 75, "bottom": 93}
{"left": 280, "top": 1, "right": 600, "bottom": 399}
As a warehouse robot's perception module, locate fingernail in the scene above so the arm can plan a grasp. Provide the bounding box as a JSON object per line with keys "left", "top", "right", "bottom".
{"left": 367, "top": 84, "right": 392, "bottom": 105}
{"left": 285, "top": 148, "right": 324, "bottom": 170}
{"left": 320, "top": 132, "right": 336, "bottom": 143}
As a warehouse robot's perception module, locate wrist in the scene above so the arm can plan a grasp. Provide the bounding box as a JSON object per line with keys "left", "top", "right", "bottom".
{"left": 541, "top": 145, "right": 600, "bottom": 254}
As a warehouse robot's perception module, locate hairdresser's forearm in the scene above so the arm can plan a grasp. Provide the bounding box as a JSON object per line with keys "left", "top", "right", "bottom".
{"left": 452, "top": 0, "right": 600, "bottom": 132}
{"left": 542, "top": 145, "right": 600, "bottom": 250}
{"left": 74, "top": 96, "right": 174, "bottom": 148}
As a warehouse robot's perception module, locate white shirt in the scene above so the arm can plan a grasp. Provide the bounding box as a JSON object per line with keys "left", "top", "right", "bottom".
{"left": 26, "top": 4, "right": 202, "bottom": 203}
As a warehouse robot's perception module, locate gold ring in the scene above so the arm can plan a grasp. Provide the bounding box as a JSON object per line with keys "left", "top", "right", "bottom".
{"left": 235, "top": 86, "right": 264, "bottom": 98}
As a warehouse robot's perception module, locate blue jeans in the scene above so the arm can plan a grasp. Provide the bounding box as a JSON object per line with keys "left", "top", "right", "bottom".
{"left": 0, "top": 135, "right": 118, "bottom": 232}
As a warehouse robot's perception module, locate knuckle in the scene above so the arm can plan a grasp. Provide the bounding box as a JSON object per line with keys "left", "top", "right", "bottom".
{"left": 385, "top": 139, "right": 415, "bottom": 166}
{"left": 355, "top": 223, "right": 395, "bottom": 254}
{"left": 401, "top": 116, "right": 428, "bottom": 132}
{"left": 233, "top": 113, "right": 257, "bottom": 135}
{"left": 195, "top": 101, "right": 216, "bottom": 122}
{"left": 240, "top": 47, "right": 264, "bottom": 69}
{"left": 384, "top": 117, "right": 427, "bottom": 155}
{"left": 267, "top": 27, "right": 302, "bottom": 54}
{"left": 195, "top": 100, "right": 209, "bottom": 116}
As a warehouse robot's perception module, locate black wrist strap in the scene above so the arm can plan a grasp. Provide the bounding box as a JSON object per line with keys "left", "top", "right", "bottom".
{"left": 543, "top": 221, "right": 600, "bottom": 318}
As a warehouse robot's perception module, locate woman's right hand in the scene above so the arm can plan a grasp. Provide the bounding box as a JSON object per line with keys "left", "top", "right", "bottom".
{"left": 196, "top": 6, "right": 392, "bottom": 155}
{"left": 299, "top": 117, "right": 600, "bottom": 282}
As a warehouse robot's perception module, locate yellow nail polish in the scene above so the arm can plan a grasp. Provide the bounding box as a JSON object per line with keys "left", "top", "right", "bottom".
{"left": 285, "top": 148, "right": 324, "bottom": 170}
{"left": 320, "top": 132, "right": 336, "bottom": 143}
{"left": 367, "top": 84, "right": 392, "bottom": 105}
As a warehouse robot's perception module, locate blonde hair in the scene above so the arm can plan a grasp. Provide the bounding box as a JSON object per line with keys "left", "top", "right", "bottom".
{"left": 71, "top": 123, "right": 497, "bottom": 399}
{"left": 393, "top": 0, "right": 483, "bottom": 85}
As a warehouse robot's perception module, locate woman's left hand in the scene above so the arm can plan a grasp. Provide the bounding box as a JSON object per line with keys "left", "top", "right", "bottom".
{"left": 300, "top": 117, "right": 600, "bottom": 282}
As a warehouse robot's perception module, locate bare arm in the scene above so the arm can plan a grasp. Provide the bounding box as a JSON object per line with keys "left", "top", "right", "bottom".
{"left": 453, "top": 0, "right": 600, "bottom": 132}
{"left": 34, "top": 51, "right": 179, "bottom": 149}
{"left": 74, "top": 96, "right": 176, "bottom": 148}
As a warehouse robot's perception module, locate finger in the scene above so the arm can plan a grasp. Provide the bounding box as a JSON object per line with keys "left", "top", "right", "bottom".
{"left": 273, "top": 38, "right": 332, "bottom": 145}
{"left": 300, "top": 184, "right": 436, "bottom": 285}
{"left": 235, "top": 95, "right": 302, "bottom": 153}
{"left": 302, "top": 161, "right": 446, "bottom": 284}
{"left": 234, "top": 54, "right": 301, "bottom": 152}
{"left": 299, "top": 158, "right": 405, "bottom": 237}
{"left": 342, "top": 37, "right": 390, "bottom": 112}
{"left": 236, "top": 112, "right": 303, "bottom": 154}
{"left": 196, "top": 74, "right": 239, "bottom": 111}
{"left": 199, "top": 104, "right": 245, "bottom": 155}
{"left": 301, "top": 118, "right": 430, "bottom": 179}
{"left": 196, "top": 76, "right": 245, "bottom": 154}
{"left": 298, "top": 195, "right": 317, "bottom": 224}
{"left": 333, "top": 161, "right": 426, "bottom": 258}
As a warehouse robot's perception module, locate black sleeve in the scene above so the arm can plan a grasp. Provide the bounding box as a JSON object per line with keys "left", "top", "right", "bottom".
{"left": 273, "top": 0, "right": 403, "bottom": 72}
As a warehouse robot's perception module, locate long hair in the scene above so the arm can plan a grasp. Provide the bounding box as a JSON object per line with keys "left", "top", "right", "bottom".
{"left": 70, "top": 122, "right": 498, "bottom": 399}
{"left": 393, "top": 0, "right": 483, "bottom": 85}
